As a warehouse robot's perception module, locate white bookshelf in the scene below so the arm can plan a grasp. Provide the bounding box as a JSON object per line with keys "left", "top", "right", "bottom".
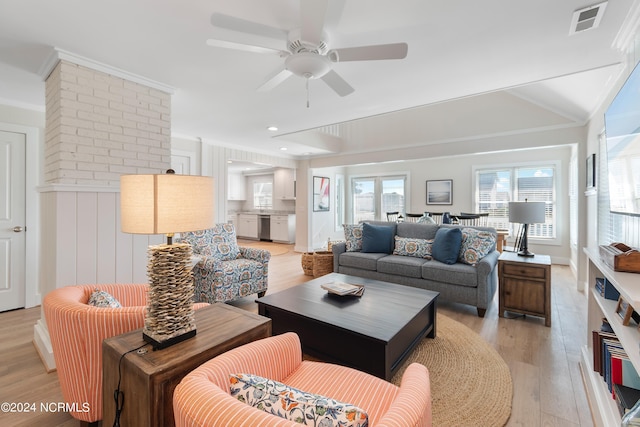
{"left": 581, "top": 247, "right": 640, "bottom": 427}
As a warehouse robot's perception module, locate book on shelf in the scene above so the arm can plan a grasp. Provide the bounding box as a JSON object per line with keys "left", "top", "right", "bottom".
{"left": 614, "top": 383, "right": 640, "bottom": 417}
{"left": 592, "top": 323, "right": 640, "bottom": 402}
{"left": 594, "top": 277, "right": 621, "bottom": 301}
{"left": 320, "top": 282, "right": 365, "bottom": 297}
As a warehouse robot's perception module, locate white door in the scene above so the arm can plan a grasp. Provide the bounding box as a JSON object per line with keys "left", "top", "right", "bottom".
{"left": 0, "top": 130, "right": 26, "bottom": 312}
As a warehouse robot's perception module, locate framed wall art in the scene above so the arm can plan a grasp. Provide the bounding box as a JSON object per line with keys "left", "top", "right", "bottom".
{"left": 313, "top": 176, "right": 330, "bottom": 212}
{"left": 426, "top": 179, "right": 453, "bottom": 205}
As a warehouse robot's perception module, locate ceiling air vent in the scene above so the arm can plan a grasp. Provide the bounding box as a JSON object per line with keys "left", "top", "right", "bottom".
{"left": 570, "top": 2, "right": 608, "bottom": 34}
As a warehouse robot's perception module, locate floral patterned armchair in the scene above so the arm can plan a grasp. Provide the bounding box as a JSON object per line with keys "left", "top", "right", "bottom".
{"left": 178, "top": 224, "right": 270, "bottom": 303}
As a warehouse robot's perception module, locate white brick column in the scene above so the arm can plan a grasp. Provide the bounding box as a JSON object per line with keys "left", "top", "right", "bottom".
{"left": 35, "top": 51, "right": 174, "bottom": 371}
{"left": 44, "top": 60, "right": 171, "bottom": 185}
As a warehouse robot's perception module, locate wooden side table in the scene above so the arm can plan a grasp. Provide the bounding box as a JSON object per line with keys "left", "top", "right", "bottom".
{"left": 498, "top": 251, "right": 551, "bottom": 326}
{"left": 102, "top": 304, "right": 271, "bottom": 427}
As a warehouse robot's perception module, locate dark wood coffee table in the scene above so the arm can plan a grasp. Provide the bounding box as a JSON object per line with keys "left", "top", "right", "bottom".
{"left": 257, "top": 272, "right": 438, "bottom": 380}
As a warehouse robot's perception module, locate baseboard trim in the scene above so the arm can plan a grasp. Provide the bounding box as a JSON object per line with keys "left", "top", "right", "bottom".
{"left": 33, "top": 319, "right": 56, "bottom": 372}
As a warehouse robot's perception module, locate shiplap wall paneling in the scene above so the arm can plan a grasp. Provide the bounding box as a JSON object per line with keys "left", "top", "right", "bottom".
{"left": 76, "top": 192, "right": 98, "bottom": 284}
{"left": 55, "top": 191, "right": 78, "bottom": 288}
{"left": 97, "top": 192, "right": 117, "bottom": 284}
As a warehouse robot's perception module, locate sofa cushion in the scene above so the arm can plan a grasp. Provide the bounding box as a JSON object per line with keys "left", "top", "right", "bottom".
{"left": 88, "top": 289, "right": 121, "bottom": 308}
{"left": 421, "top": 259, "right": 478, "bottom": 288}
{"left": 431, "top": 227, "right": 463, "bottom": 265}
{"left": 397, "top": 222, "right": 439, "bottom": 240}
{"left": 343, "top": 224, "right": 363, "bottom": 252}
{"left": 393, "top": 236, "right": 433, "bottom": 259}
{"left": 378, "top": 255, "right": 429, "bottom": 278}
{"left": 459, "top": 228, "right": 496, "bottom": 265}
{"left": 339, "top": 252, "right": 387, "bottom": 271}
{"left": 182, "top": 225, "right": 240, "bottom": 261}
{"left": 230, "top": 373, "right": 369, "bottom": 427}
{"left": 362, "top": 222, "right": 395, "bottom": 253}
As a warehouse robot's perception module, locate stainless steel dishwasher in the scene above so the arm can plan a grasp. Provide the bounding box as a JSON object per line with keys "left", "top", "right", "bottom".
{"left": 259, "top": 215, "right": 271, "bottom": 241}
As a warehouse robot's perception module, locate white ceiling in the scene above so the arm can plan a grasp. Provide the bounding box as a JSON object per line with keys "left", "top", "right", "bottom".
{"left": 0, "top": 0, "right": 636, "bottom": 160}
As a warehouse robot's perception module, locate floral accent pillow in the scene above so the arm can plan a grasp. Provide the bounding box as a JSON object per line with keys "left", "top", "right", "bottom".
{"left": 87, "top": 289, "right": 121, "bottom": 308}
{"left": 393, "top": 236, "right": 433, "bottom": 259}
{"left": 230, "top": 373, "right": 369, "bottom": 427}
{"left": 459, "top": 228, "right": 496, "bottom": 265}
{"left": 343, "top": 224, "right": 363, "bottom": 252}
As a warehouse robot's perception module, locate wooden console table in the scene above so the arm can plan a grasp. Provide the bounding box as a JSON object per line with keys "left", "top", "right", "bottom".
{"left": 102, "top": 304, "right": 271, "bottom": 427}
{"left": 498, "top": 251, "right": 551, "bottom": 326}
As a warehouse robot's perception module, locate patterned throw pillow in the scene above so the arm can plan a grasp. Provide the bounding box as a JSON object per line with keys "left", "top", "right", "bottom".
{"left": 459, "top": 228, "right": 496, "bottom": 265}
{"left": 393, "top": 236, "right": 434, "bottom": 259}
{"left": 343, "top": 224, "right": 363, "bottom": 252}
{"left": 230, "top": 373, "right": 369, "bottom": 427}
{"left": 87, "top": 289, "right": 121, "bottom": 308}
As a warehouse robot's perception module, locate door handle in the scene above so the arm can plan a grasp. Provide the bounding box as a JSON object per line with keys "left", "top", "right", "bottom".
{"left": 13, "top": 226, "right": 24, "bottom": 232}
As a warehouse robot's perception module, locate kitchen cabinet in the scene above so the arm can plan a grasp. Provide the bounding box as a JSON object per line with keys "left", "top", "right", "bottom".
{"left": 237, "top": 214, "right": 258, "bottom": 239}
{"left": 228, "top": 172, "right": 246, "bottom": 200}
{"left": 270, "top": 214, "right": 295, "bottom": 243}
{"left": 274, "top": 168, "right": 296, "bottom": 200}
{"left": 228, "top": 214, "right": 237, "bottom": 229}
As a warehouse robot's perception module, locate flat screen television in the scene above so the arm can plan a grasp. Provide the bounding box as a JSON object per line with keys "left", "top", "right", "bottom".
{"left": 605, "top": 61, "right": 640, "bottom": 216}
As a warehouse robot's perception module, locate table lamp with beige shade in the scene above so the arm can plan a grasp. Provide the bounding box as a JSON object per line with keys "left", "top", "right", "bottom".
{"left": 120, "top": 170, "right": 214, "bottom": 349}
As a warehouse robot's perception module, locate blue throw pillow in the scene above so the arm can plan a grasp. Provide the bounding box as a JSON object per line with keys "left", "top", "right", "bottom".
{"left": 432, "top": 227, "right": 463, "bottom": 264}
{"left": 361, "top": 222, "right": 395, "bottom": 253}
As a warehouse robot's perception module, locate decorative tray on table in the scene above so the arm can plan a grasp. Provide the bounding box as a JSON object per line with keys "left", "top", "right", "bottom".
{"left": 320, "top": 282, "right": 365, "bottom": 297}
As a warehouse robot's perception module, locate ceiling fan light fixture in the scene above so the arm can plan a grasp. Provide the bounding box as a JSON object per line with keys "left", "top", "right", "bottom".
{"left": 285, "top": 52, "right": 331, "bottom": 79}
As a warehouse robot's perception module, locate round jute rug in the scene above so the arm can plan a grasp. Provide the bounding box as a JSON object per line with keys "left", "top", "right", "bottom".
{"left": 391, "top": 314, "right": 512, "bottom": 427}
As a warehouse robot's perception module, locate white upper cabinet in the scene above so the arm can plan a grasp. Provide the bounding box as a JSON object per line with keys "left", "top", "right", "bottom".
{"left": 274, "top": 168, "right": 296, "bottom": 200}
{"left": 228, "top": 172, "right": 246, "bottom": 200}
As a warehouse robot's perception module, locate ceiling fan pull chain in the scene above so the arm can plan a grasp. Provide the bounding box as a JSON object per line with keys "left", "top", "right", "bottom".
{"left": 306, "top": 77, "right": 310, "bottom": 108}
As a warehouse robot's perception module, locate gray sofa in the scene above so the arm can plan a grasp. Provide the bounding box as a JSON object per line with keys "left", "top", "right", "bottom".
{"left": 332, "top": 221, "right": 499, "bottom": 317}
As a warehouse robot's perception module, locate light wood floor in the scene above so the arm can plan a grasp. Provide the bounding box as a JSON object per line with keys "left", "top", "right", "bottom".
{"left": 0, "top": 242, "right": 594, "bottom": 427}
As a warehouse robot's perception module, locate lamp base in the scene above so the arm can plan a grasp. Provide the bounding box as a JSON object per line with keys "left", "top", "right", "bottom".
{"left": 144, "top": 243, "right": 197, "bottom": 350}
{"left": 143, "top": 328, "right": 196, "bottom": 350}
{"left": 517, "top": 249, "right": 535, "bottom": 257}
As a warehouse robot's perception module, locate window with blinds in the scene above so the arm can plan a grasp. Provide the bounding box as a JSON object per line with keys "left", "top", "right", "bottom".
{"left": 475, "top": 165, "right": 556, "bottom": 239}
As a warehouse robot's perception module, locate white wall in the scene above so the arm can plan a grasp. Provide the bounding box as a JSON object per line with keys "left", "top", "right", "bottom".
{"left": 309, "top": 145, "right": 573, "bottom": 264}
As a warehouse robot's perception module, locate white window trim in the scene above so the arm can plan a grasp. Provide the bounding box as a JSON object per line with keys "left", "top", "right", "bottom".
{"left": 472, "top": 160, "right": 562, "bottom": 247}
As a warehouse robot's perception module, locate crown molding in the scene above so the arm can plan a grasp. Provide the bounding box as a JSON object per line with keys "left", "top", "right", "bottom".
{"left": 37, "top": 47, "right": 175, "bottom": 94}
{"left": 612, "top": 0, "right": 640, "bottom": 52}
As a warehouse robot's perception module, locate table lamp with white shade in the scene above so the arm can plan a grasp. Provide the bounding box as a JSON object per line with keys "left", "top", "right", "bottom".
{"left": 508, "top": 200, "right": 545, "bottom": 257}
{"left": 120, "top": 170, "right": 214, "bottom": 349}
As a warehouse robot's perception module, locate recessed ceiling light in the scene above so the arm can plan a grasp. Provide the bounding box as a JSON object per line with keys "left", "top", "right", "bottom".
{"left": 267, "top": 126, "right": 278, "bottom": 131}
{"left": 280, "top": 147, "right": 288, "bottom": 151}
{"left": 227, "top": 160, "right": 232, "bottom": 163}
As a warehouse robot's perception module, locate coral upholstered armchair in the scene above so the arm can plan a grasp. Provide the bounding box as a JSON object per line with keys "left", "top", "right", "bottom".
{"left": 43, "top": 284, "right": 208, "bottom": 426}
{"left": 173, "top": 332, "right": 432, "bottom": 427}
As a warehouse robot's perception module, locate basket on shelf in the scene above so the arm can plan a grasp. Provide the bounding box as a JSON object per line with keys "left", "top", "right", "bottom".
{"left": 313, "top": 251, "right": 334, "bottom": 278}
{"left": 301, "top": 252, "right": 314, "bottom": 276}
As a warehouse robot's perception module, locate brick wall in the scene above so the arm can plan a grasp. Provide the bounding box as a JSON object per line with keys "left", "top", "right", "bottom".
{"left": 44, "top": 60, "right": 171, "bottom": 185}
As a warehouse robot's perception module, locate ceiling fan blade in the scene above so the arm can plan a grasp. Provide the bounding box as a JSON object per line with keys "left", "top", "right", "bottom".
{"left": 257, "top": 68, "right": 293, "bottom": 92}
{"left": 300, "top": 0, "right": 328, "bottom": 46}
{"left": 206, "top": 39, "right": 287, "bottom": 55}
{"left": 329, "top": 42, "right": 408, "bottom": 62}
{"left": 211, "top": 13, "right": 286, "bottom": 41}
{"left": 320, "top": 69, "right": 354, "bottom": 97}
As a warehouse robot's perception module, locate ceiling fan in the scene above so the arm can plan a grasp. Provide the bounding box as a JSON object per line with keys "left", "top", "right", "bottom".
{"left": 206, "top": 0, "right": 408, "bottom": 98}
